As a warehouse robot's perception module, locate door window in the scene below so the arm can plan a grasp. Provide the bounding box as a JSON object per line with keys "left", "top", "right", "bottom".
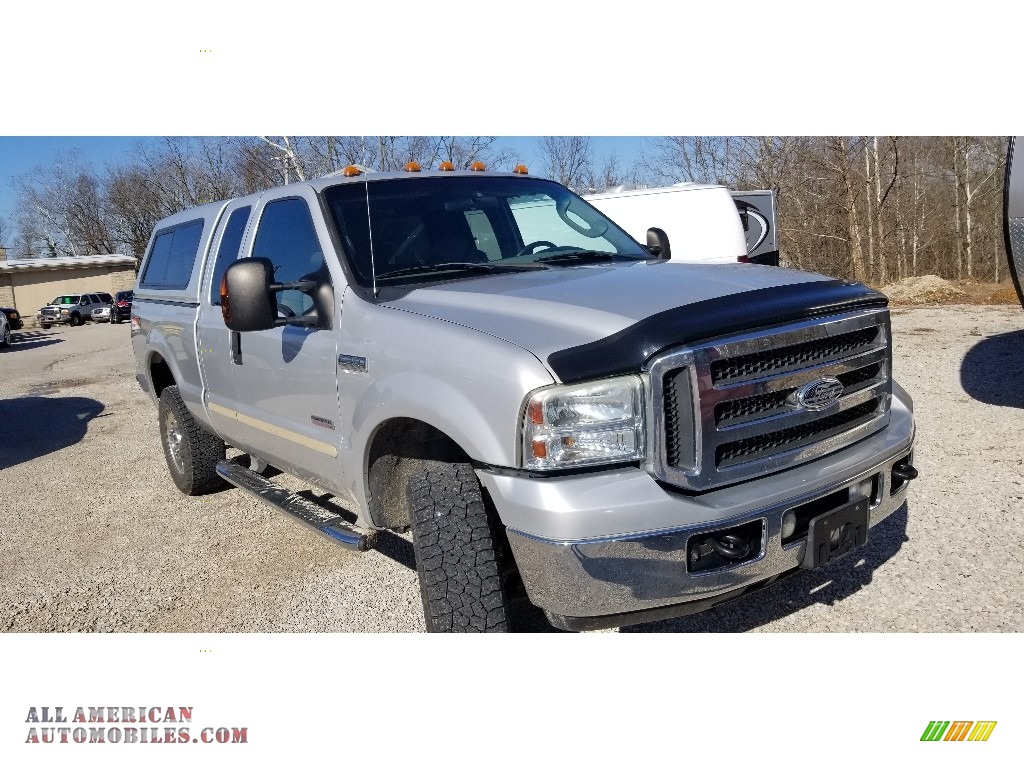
{"left": 209, "top": 206, "right": 252, "bottom": 305}
{"left": 251, "top": 198, "right": 326, "bottom": 316}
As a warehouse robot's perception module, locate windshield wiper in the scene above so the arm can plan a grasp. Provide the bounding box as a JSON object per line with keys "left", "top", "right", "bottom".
{"left": 535, "top": 250, "right": 637, "bottom": 264}
{"left": 377, "top": 261, "right": 547, "bottom": 280}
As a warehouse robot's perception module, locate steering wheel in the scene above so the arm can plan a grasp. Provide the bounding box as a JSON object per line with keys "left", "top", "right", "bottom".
{"left": 515, "top": 240, "right": 558, "bottom": 258}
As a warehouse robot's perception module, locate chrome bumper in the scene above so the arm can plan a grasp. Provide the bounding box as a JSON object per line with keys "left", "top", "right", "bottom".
{"left": 486, "top": 393, "right": 915, "bottom": 630}
{"left": 506, "top": 448, "right": 913, "bottom": 629}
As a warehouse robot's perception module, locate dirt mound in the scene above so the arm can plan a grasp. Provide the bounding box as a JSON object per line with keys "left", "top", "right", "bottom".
{"left": 882, "top": 275, "right": 968, "bottom": 305}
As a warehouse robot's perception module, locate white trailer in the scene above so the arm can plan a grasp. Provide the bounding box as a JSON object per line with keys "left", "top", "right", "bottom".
{"left": 584, "top": 183, "right": 779, "bottom": 266}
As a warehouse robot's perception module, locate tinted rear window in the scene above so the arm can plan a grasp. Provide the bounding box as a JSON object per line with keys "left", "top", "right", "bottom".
{"left": 140, "top": 219, "right": 204, "bottom": 289}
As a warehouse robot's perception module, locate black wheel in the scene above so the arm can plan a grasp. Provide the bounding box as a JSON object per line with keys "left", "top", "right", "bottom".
{"left": 158, "top": 385, "right": 226, "bottom": 495}
{"left": 40, "top": 323, "right": 51, "bottom": 330}
{"left": 1, "top": 325, "right": 10, "bottom": 348}
{"left": 69, "top": 313, "right": 82, "bottom": 327}
{"left": 110, "top": 312, "right": 120, "bottom": 325}
{"left": 408, "top": 462, "right": 511, "bottom": 632}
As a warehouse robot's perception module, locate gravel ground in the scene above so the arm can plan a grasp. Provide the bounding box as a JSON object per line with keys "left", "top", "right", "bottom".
{"left": 0, "top": 307, "right": 1022, "bottom": 633}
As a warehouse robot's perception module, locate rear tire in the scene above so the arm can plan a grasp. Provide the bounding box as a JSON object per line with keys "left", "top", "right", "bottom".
{"left": 158, "top": 385, "right": 226, "bottom": 495}
{"left": 408, "top": 462, "right": 511, "bottom": 632}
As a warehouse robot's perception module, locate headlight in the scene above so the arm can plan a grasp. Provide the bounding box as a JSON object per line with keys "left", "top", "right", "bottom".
{"left": 520, "top": 375, "right": 645, "bottom": 470}
{"left": 61, "top": 309, "right": 70, "bottom": 315}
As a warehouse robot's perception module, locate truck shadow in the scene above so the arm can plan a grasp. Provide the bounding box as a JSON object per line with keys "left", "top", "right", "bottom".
{"left": 0, "top": 396, "right": 106, "bottom": 470}
{"left": 6, "top": 330, "right": 64, "bottom": 352}
{"left": 619, "top": 502, "right": 910, "bottom": 633}
{"left": 960, "top": 330, "right": 1024, "bottom": 408}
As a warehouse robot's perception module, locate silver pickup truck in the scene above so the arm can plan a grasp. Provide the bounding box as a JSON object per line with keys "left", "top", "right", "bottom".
{"left": 131, "top": 165, "right": 917, "bottom": 632}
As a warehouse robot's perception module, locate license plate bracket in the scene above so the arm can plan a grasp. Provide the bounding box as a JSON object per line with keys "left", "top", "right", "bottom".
{"left": 800, "top": 498, "right": 869, "bottom": 569}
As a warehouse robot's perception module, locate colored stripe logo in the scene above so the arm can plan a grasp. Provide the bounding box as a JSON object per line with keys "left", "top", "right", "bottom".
{"left": 921, "top": 721, "right": 997, "bottom": 742}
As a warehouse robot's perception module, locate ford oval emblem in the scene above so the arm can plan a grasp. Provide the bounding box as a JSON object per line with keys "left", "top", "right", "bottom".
{"left": 796, "top": 377, "right": 844, "bottom": 410}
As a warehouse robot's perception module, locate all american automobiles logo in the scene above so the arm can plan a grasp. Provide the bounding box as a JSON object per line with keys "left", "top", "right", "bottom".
{"left": 23, "top": 706, "right": 248, "bottom": 745}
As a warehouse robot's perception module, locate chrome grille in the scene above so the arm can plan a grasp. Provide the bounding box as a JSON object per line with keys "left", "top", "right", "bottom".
{"left": 716, "top": 397, "right": 880, "bottom": 466}
{"left": 647, "top": 309, "right": 892, "bottom": 491}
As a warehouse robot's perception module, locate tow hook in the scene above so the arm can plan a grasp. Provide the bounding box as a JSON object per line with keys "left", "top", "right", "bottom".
{"left": 892, "top": 462, "right": 919, "bottom": 483}
{"left": 710, "top": 534, "right": 751, "bottom": 560}
{"left": 688, "top": 520, "right": 763, "bottom": 573}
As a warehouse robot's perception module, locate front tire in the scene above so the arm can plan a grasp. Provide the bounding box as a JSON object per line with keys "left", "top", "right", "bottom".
{"left": 158, "top": 385, "right": 226, "bottom": 495}
{"left": 408, "top": 462, "right": 511, "bottom": 632}
{"left": 69, "top": 313, "right": 82, "bottom": 327}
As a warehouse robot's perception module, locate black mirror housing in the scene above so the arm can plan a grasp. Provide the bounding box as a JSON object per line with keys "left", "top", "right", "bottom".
{"left": 222, "top": 258, "right": 278, "bottom": 332}
{"left": 646, "top": 227, "right": 671, "bottom": 259}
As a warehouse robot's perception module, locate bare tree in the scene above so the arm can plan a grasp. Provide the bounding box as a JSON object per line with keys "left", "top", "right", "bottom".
{"left": 643, "top": 136, "right": 740, "bottom": 185}
{"left": 13, "top": 151, "right": 117, "bottom": 258}
{"left": 538, "top": 136, "right": 594, "bottom": 190}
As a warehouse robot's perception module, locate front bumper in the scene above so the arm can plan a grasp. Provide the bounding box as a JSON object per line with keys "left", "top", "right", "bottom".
{"left": 481, "top": 390, "right": 915, "bottom": 630}
{"left": 37, "top": 312, "right": 70, "bottom": 325}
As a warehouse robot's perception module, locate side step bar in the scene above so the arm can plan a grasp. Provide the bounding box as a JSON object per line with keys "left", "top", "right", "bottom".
{"left": 216, "top": 460, "right": 376, "bottom": 551}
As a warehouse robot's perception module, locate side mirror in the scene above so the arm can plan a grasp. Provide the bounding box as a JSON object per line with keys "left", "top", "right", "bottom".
{"left": 646, "top": 227, "right": 671, "bottom": 259}
{"left": 221, "top": 258, "right": 278, "bottom": 331}
{"left": 222, "top": 257, "right": 323, "bottom": 332}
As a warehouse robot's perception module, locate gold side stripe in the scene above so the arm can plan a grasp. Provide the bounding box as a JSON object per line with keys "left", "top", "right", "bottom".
{"left": 208, "top": 402, "right": 338, "bottom": 457}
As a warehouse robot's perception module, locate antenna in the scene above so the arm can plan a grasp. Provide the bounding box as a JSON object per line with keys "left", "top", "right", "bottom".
{"left": 365, "top": 180, "right": 378, "bottom": 298}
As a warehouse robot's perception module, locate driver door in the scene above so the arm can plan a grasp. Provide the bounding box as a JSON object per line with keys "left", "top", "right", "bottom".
{"left": 200, "top": 187, "right": 344, "bottom": 487}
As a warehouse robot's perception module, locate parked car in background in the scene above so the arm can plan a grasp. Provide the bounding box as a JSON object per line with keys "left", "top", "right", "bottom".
{"left": 92, "top": 304, "right": 112, "bottom": 323}
{"left": 0, "top": 310, "right": 10, "bottom": 349}
{"left": 1, "top": 306, "right": 23, "bottom": 331}
{"left": 37, "top": 292, "right": 114, "bottom": 328}
{"left": 109, "top": 290, "right": 133, "bottom": 324}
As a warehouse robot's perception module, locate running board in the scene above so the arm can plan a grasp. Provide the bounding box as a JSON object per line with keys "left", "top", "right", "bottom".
{"left": 216, "top": 459, "right": 376, "bottom": 551}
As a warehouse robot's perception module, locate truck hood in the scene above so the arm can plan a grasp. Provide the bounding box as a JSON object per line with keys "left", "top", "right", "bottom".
{"left": 383, "top": 261, "right": 832, "bottom": 370}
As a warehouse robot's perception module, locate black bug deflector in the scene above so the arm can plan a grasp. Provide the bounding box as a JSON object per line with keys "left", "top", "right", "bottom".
{"left": 547, "top": 280, "right": 889, "bottom": 383}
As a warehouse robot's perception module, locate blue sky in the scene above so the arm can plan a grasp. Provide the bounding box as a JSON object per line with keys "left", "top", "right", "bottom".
{"left": 0, "top": 136, "right": 652, "bottom": 243}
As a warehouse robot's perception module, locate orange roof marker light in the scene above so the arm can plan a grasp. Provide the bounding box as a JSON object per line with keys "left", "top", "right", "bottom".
{"left": 404, "top": 161, "right": 421, "bottom": 172}
{"left": 342, "top": 165, "right": 363, "bottom": 177}
{"left": 469, "top": 161, "right": 486, "bottom": 172}
{"left": 438, "top": 161, "right": 455, "bottom": 171}
{"left": 513, "top": 164, "right": 529, "bottom": 174}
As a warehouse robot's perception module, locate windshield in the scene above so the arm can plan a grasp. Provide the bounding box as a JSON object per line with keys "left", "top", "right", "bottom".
{"left": 323, "top": 176, "right": 648, "bottom": 289}
{"left": 50, "top": 296, "right": 80, "bottom": 305}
